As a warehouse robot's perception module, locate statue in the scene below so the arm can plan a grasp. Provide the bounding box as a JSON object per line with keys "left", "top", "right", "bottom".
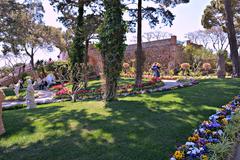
{"left": 14, "top": 80, "right": 21, "bottom": 96}
{"left": 46, "top": 73, "right": 56, "bottom": 87}
{"left": 151, "top": 63, "right": 161, "bottom": 79}
{"left": 26, "top": 79, "right": 36, "bottom": 109}
{"left": 0, "top": 89, "right": 5, "bottom": 135}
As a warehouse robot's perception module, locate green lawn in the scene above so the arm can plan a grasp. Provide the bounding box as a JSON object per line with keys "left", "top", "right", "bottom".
{"left": 0, "top": 79, "right": 240, "bottom": 160}
{"left": 65, "top": 77, "right": 150, "bottom": 90}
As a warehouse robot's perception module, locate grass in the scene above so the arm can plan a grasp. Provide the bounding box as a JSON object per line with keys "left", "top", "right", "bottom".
{"left": 65, "top": 77, "right": 149, "bottom": 90}
{"left": 0, "top": 79, "right": 240, "bottom": 160}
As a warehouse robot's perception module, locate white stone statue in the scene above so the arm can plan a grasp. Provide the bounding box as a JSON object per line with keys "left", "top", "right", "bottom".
{"left": 14, "top": 80, "right": 21, "bottom": 96}
{"left": 26, "top": 79, "right": 36, "bottom": 109}
{"left": 46, "top": 74, "right": 55, "bottom": 87}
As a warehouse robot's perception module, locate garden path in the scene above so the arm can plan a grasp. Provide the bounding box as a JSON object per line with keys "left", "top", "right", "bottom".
{"left": 3, "top": 90, "right": 55, "bottom": 108}
{"left": 232, "top": 143, "right": 240, "bottom": 160}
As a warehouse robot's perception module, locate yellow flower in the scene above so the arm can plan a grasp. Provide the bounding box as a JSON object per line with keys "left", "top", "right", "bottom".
{"left": 188, "top": 134, "right": 200, "bottom": 142}
{"left": 221, "top": 118, "right": 228, "bottom": 125}
{"left": 219, "top": 115, "right": 225, "bottom": 119}
{"left": 181, "top": 145, "right": 186, "bottom": 148}
{"left": 174, "top": 151, "right": 184, "bottom": 160}
{"left": 194, "top": 134, "right": 200, "bottom": 140}
{"left": 201, "top": 155, "right": 208, "bottom": 160}
{"left": 205, "top": 129, "right": 212, "bottom": 134}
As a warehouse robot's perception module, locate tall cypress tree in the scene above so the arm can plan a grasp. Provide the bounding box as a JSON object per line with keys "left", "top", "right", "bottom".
{"left": 98, "top": 0, "right": 127, "bottom": 101}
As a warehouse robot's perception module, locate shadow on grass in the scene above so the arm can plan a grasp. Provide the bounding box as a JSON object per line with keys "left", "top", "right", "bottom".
{"left": 0, "top": 79, "right": 239, "bottom": 160}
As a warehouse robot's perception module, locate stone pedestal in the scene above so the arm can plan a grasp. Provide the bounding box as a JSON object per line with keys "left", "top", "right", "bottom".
{"left": 0, "top": 89, "right": 5, "bottom": 135}
{"left": 217, "top": 54, "right": 226, "bottom": 78}
{"left": 26, "top": 79, "right": 36, "bottom": 109}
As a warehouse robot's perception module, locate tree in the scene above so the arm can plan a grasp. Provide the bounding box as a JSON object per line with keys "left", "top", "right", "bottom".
{"left": 224, "top": 0, "right": 240, "bottom": 77}
{"left": 206, "top": 27, "right": 229, "bottom": 51}
{"left": 130, "top": 31, "right": 172, "bottom": 42}
{"left": 50, "top": 1, "right": 85, "bottom": 100}
{"left": 126, "top": 0, "right": 190, "bottom": 86}
{"left": 207, "top": 27, "right": 228, "bottom": 78}
{"left": 185, "top": 30, "right": 210, "bottom": 48}
{"left": 50, "top": 0, "right": 102, "bottom": 94}
{"left": 0, "top": 53, "right": 28, "bottom": 84}
{"left": 152, "top": 31, "right": 173, "bottom": 40}
{"left": 97, "top": 0, "right": 126, "bottom": 101}
{"left": 142, "top": 31, "right": 172, "bottom": 42}
{"left": 0, "top": 0, "right": 54, "bottom": 69}
{"left": 183, "top": 45, "right": 216, "bottom": 73}
{"left": 202, "top": 0, "right": 240, "bottom": 77}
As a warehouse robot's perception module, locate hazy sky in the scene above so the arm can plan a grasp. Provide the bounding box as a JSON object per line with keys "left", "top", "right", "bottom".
{"left": 43, "top": 0, "right": 211, "bottom": 42}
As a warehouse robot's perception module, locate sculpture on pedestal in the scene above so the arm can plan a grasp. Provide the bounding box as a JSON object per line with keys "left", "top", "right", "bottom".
{"left": 26, "top": 79, "right": 36, "bottom": 109}
{"left": 14, "top": 80, "right": 21, "bottom": 96}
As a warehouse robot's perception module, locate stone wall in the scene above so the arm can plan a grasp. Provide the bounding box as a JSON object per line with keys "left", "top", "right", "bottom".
{"left": 58, "top": 36, "right": 185, "bottom": 75}
{"left": 124, "top": 36, "right": 184, "bottom": 72}
{"left": 88, "top": 36, "right": 184, "bottom": 74}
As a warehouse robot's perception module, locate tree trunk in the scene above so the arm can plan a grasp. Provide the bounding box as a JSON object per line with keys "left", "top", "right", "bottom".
{"left": 224, "top": 0, "right": 240, "bottom": 77}
{"left": 217, "top": 54, "right": 226, "bottom": 78}
{"left": 30, "top": 54, "right": 34, "bottom": 70}
{"left": 84, "top": 39, "right": 89, "bottom": 89}
{"left": 71, "top": 0, "right": 85, "bottom": 101}
{"left": 104, "top": 76, "right": 117, "bottom": 101}
{"left": 0, "top": 90, "right": 5, "bottom": 135}
{"left": 135, "top": 0, "right": 144, "bottom": 86}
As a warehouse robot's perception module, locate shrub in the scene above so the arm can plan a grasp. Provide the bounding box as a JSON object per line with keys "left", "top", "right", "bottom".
{"left": 2, "top": 88, "right": 15, "bottom": 96}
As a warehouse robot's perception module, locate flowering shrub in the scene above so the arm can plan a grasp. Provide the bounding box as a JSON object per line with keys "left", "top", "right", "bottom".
{"left": 56, "top": 87, "right": 72, "bottom": 95}
{"left": 49, "top": 82, "right": 69, "bottom": 91}
{"left": 121, "top": 73, "right": 178, "bottom": 80}
{"left": 122, "top": 62, "right": 130, "bottom": 69}
{"left": 170, "top": 95, "right": 240, "bottom": 160}
{"left": 122, "top": 63, "right": 130, "bottom": 74}
{"left": 202, "top": 63, "right": 211, "bottom": 71}
{"left": 180, "top": 63, "right": 190, "bottom": 70}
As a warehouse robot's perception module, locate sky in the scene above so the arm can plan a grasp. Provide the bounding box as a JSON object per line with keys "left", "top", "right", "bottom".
{"left": 0, "top": 0, "right": 211, "bottom": 67}
{"left": 43, "top": 0, "right": 211, "bottom": 42}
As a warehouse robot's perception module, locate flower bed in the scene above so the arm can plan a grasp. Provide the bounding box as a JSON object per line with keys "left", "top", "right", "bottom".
{"left": 170, "top": 95, "right": 240, "bottom": 160}
{"left": 120, "top": 73, "right": 178, "bottom": 80}
{"left": 53, "top": 78, "right": 199, "bottom": 101}
{"left": 54, "top": 79, "right": 165, "bottom": 100}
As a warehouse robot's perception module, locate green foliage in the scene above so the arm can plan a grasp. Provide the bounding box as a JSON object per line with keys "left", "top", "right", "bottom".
{"left": 183, "top": 45, "right": 216, "bottom": 72}
{"left": 45, "top": 61, "right": 69, "bottom": 72}
{"left": 207, "top": 136, "right": 234, "bottom": 160}
{"left": 19, "top": 72, "right": 30, "bottom": 81}
{"left": 97, "top": 0, "right": 127, "bottom": 100}
{"left": 201, "top": 0, "right": 240, "bottom": 31}
{"left": 2, "top": 88, "right": 15, "bottom": 96}
{"left": 208, "top": 112, "right": 240, "bottom": 160}
{"left": 0, "top": 0, "right": 63, "bottom": 68}
{"left": 126, "top": 0, "right": 190, "bottom": 32}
